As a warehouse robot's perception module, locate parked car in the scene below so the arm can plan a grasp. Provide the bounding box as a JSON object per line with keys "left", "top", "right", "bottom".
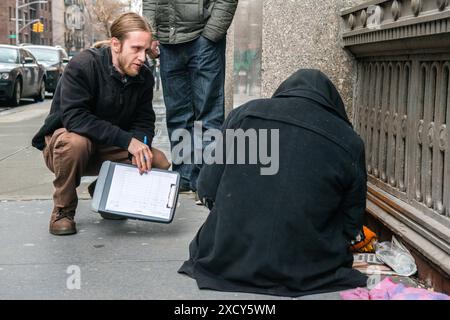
{"left": 22, "top": 45, "right": 69, "bottom": 94}
{"left": 0, "top": 45, "right": 46, "bottom": 106}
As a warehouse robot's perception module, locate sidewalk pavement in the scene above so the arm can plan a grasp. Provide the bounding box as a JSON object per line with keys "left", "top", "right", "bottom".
{"left": 0, "top": 93, "right": 345, "bottom": 300}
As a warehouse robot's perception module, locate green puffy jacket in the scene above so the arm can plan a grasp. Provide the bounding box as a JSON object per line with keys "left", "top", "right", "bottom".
{"left": 143, "top": 0, "right": 238, "bottom": 44}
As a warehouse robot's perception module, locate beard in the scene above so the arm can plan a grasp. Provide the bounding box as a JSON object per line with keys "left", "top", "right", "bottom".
{"left": 117, "top": 54, "right": 140, "bottom": 77}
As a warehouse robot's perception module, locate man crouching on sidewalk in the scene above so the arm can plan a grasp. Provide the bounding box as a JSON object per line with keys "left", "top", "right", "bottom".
{"left": 32, "top": 12, "right": 170, "bottom": 236}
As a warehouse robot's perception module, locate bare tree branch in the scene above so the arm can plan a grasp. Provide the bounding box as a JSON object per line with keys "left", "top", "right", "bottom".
{"left": 84, "top": 0, "right": 129, "bottom": 39}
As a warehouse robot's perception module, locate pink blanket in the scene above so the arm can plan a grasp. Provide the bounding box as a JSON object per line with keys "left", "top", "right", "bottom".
{"left": 340, "top": 277, "right": 450, "bottom": 300}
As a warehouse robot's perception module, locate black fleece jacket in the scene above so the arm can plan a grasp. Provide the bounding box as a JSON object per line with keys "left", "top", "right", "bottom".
{"left": 32, "top": 46, "right": 155, "bottom": 151}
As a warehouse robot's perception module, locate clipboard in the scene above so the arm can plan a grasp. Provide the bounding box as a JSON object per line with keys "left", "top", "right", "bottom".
{"left": 91, "top": 161, "right": 180, "bottom": 223}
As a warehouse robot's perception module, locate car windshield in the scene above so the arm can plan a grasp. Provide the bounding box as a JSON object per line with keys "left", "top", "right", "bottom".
{"left": 0, "top": 48, "right": 19, "bottom": 64}
{"left": 25, "top": 48, "right": 59, "bottom": 63}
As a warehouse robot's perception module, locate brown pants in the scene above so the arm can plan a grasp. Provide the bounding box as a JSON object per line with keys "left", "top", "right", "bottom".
{"left": 43, "top": 128, "right": 170, "bottom": 214}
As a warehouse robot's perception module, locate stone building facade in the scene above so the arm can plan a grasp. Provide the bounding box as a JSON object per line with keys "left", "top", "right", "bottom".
{"left": 228, "top": 0, "right": 367, "bottom": 117}
{"left": 261, "top": 0, "right": 366, "bottom": 118}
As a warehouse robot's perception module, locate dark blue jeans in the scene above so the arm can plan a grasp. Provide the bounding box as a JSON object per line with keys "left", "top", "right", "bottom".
{"left": 160, "top": 36, "right": 226, "bottom": 191}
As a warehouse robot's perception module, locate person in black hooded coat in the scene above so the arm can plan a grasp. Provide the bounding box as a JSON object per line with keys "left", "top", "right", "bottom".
{"left": 178, "top": 69, "right": 368, "bottom": 297}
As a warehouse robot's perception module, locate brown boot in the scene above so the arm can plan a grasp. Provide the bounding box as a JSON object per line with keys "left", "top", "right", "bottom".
{"left": 49, "top": 209, "right": 77, "bottom": 235}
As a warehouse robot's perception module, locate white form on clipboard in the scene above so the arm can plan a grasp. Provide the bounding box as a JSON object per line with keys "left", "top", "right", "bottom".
{"left": 91, "top": 161, "right": 180, "bottom": 223}
{"left": 105, "top": 165, "right": 178, "bottom": 220}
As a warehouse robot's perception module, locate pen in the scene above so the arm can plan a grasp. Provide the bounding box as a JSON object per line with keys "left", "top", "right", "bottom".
{"left": 143, "top": 136, "right": 148, "bottom": 164}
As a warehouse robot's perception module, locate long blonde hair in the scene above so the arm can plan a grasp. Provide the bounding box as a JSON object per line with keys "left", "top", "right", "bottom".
{"left": 92, "top": 12, "right": 152, "bottom": 48}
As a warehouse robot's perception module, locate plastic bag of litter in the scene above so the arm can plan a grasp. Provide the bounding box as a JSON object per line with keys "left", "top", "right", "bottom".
{"left": 375, "top": 236, "right": 417, "bottom": 276}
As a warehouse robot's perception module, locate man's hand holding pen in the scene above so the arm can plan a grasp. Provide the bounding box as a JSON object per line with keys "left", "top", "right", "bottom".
{"left": 128, "top": 137, "right": 153, "bottom": 174}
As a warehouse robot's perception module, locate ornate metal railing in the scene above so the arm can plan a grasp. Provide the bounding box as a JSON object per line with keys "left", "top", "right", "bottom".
{"left": 341, "top": 0, "right": 450, "bottom": 274}
{"left": 356, "top": 58, "right": 449, "bottom": 218}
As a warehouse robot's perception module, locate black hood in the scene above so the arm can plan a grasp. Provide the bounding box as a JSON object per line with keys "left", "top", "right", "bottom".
{"left": 272, "top": 69, "right": 351, "bottom": 125}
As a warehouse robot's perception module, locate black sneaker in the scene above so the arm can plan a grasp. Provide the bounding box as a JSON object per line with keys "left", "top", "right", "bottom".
{"left": 194, "top": 193, "right": 204, "bottom": 206}
{"left": 179, "top": 184, "right": 192, "bottom": 194}
{"left": 100, "top": 212, "right": 127, "bottom": 220}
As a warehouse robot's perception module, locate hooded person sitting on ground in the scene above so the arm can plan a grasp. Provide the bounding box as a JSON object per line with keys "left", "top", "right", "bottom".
{"left": 178, "top": 69, "right": 368, "bottom": 297}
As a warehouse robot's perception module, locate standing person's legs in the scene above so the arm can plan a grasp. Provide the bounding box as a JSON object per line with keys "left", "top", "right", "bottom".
{"left": 189, "top": 36, "right": 226, "bottom": 191}
{"left": 159, "top": 43, "right": 195, "bottom": 191}
{"left": 43, "top": 128, "right": 93, "bottom": 235}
